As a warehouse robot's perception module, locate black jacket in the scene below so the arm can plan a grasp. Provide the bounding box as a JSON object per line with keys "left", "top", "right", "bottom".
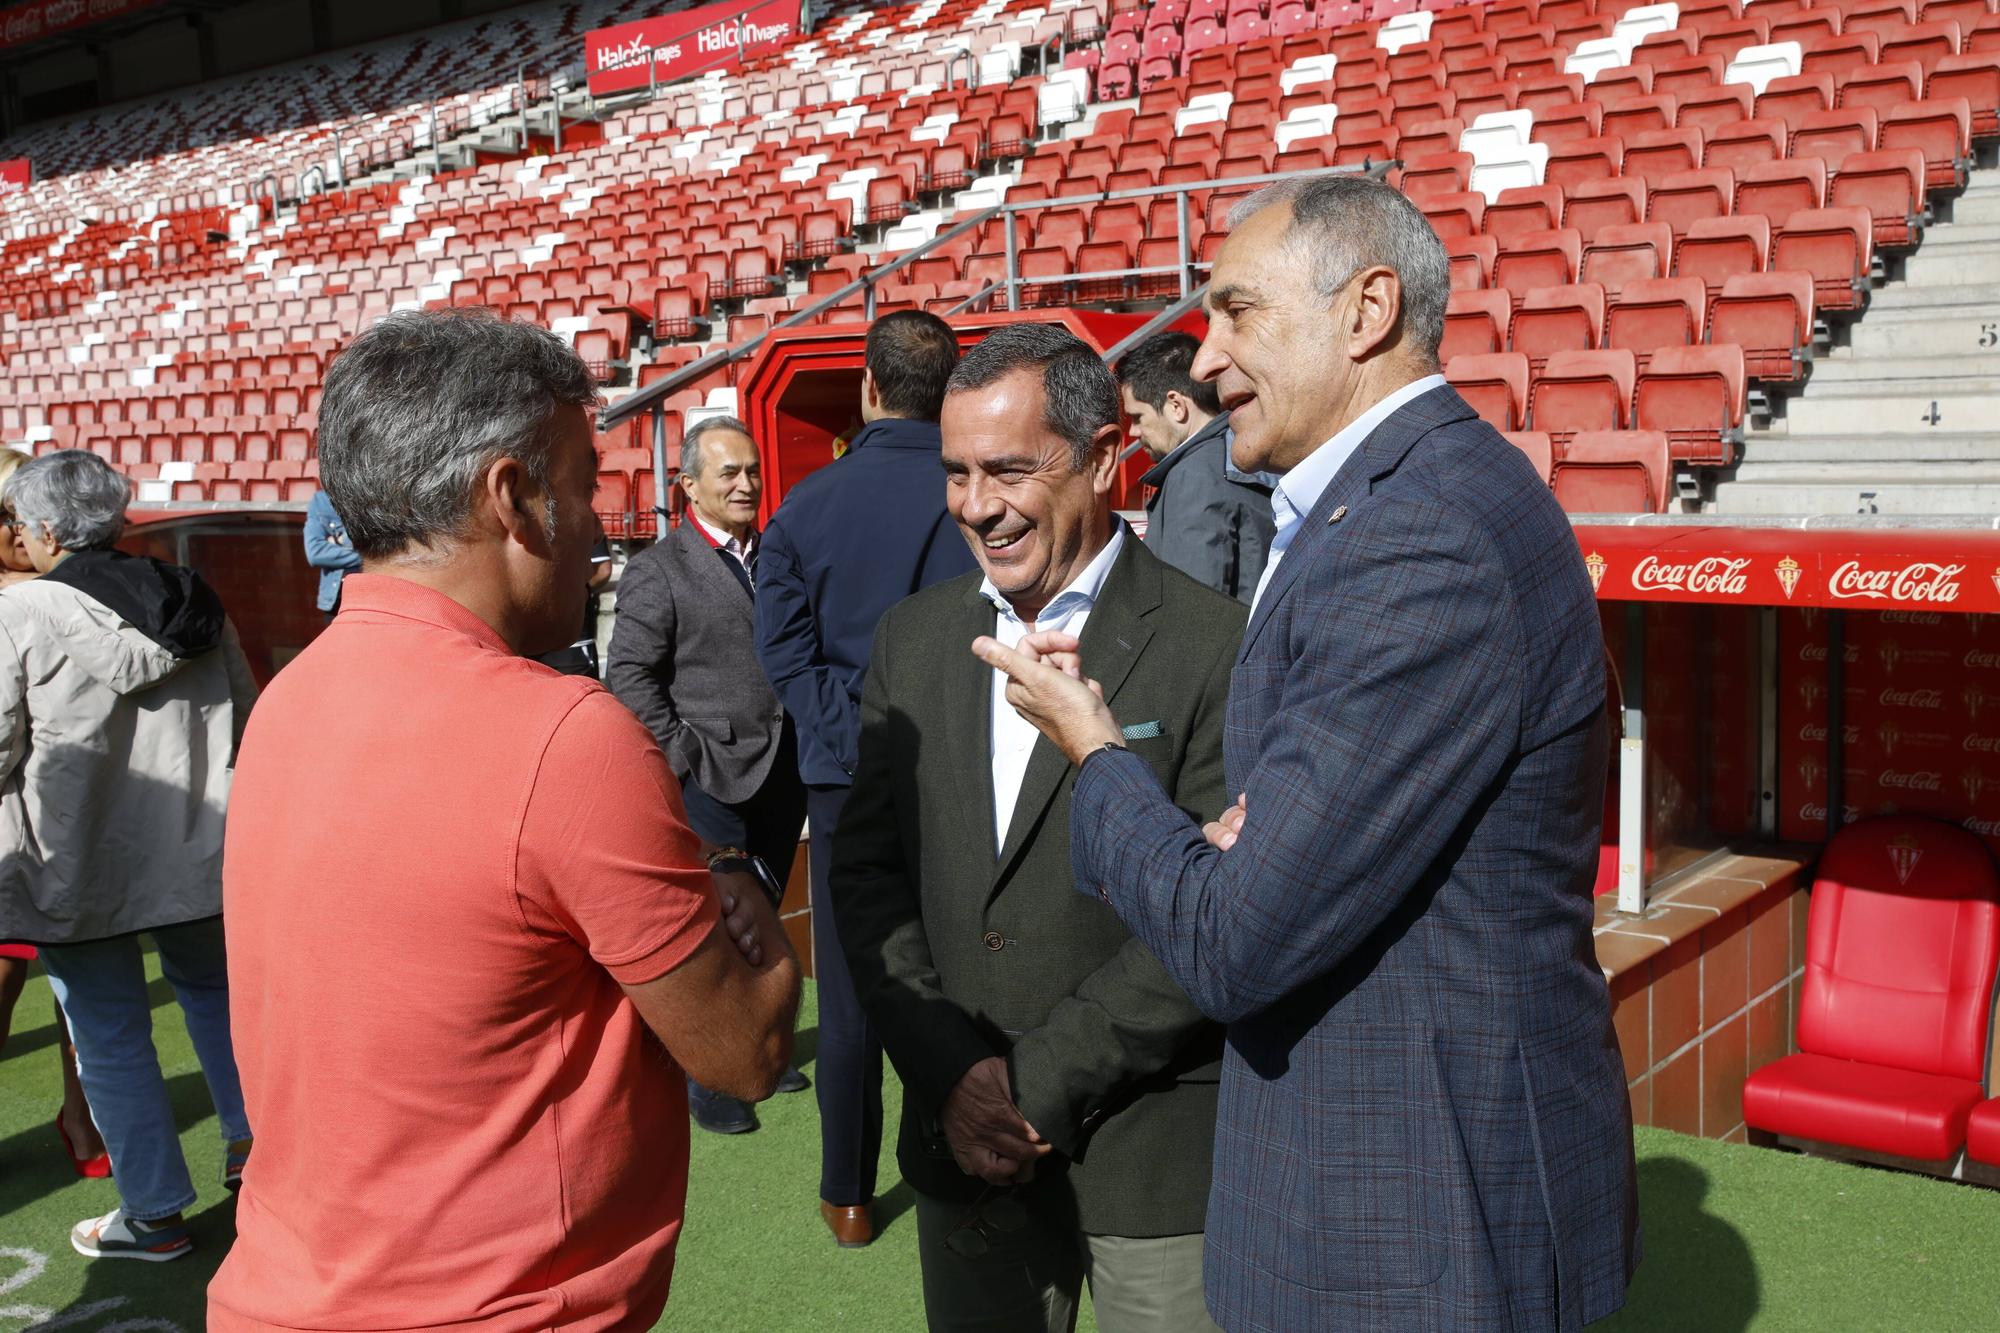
{"left": 831, "top": 536, "right": 1245, "bottom": 1236}
{"left": 1139, "top": 411, "right": 1275, "bottom": 605}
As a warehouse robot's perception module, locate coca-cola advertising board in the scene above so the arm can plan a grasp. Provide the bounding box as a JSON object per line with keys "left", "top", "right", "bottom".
{"left": 585, "top": 0, "right": 800, "bottom": 96}
{"left": 1574, "top": 526, "right": 2000, "bottom": 615}
{"left": 0, "top": 0, "right": 162, "bottom": 50}
{"left": 1777, "top": 608, "right": 2000, "bottom": 858}
{"left": 0, "top": 159, "right": 27, "bottom": 193}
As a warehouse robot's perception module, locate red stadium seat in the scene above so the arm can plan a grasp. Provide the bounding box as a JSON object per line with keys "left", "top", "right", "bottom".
{"left": 1623, "top": 128, "right": 1707, "bottom": 179}
{"left": 1509, "top": 282, "right": 1607, "bottom": 374}
{"left": 1482, "top": 184, "right": 1568, "bottom": 243}
{"left": 1564, "top": 177, "right": 1648, "bottom": 243}
{"left": 1581, "top": 221, "right": 1676, "bottom": 292}
{"left": 1546, "top": 135, "right": 1627, "bottom": 189}
{"left": 1705, "top": 116, "right": 1790, "bottom": 171}
{"left": 1680, "top": 82, "right": 1756, "bottom": 132}
{"left": 1445, "top": 352, "right": 1531, "bottom": 431}
{"left": 1605, "top": 276, "right": 1709, "bottom": 371}
{"left": 1633, "top": 343, "right": 1747, "bottom": 464}
{"left": 1531, "top": 348, "right": 1636, "bottom": 439}
{"left": 1927, "top": 53, "right": 2000, "bottom": 139}
{"left": 1532, "top": 101, "right": 1608, "bottom": 147}
{"left": 1773, "top": 205, "right": 1874, "bottom": 312}
{"left": 1829, "top": 148, "right": 1929, "bottom": 248}
{"left": 1790, "top": 107, "right": 1881, "bottom": 173}
{"left": 1804, "top": 30, "right": 1884, "bottom": 80}
{"left": 1842, "top": 60, "right": 1927, "bottom": 120}
{"left": 1420, "top": 190, "right": 1489, "bottom": 239}
{"left": 1503, "top": 430, "right": 1556, "bottom": 483}
{"left": 1603, "top": 93, "right": 1681, "bottom": 140}
{"left": 1399, "top": 151, "right": 1477, "bottom": 200}
{"left": 1650, "top": 53, "right": 1729, "bottom": 100}
{"left": 1744, "top": 817, "right": 2000, "bottom": 1162}
{"left": 1708, "top": 270, "right": 1816, "bottom": 383}
{"left": 1756, "top": 73, "right": 1838, "bottom": 127}
{"left": 1550, "top": 429, "right": 1673, "bottom": 512}
{"left": 1445, "top": 234, "right": 1500, "bottom": 290}
{"left": 1442, "top": 288, "right": 1515, "bottom": 362}
{"left": 1647, "top": 168, "right": 1736, "bottom": 236}
{"left": 1493, "top": 227, "right": 1583, "bottom": 298}
{"left": 1736, "top": 156, "right": 1829, "bottom": 219}
{"left": 1879, "top": 97, "right": 1974, "bottom": 194}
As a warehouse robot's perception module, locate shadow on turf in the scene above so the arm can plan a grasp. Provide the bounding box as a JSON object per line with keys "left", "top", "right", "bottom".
{"left": 0, "top": 1069, "right": 228, "bottom": 1221}
{"left": 1613, "top": 1157, "right": 1759, "bottom": 1331}
{"left": 2, "top": 971, "right": 177, "bottom": 1061}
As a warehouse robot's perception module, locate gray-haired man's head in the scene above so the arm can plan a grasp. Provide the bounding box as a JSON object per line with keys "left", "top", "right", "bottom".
{"left": 318, "top": 308, "right": 601, "bottom": 560}
{"left": 678, "top": 414, "right": 761, "bottom": 539}
{"left": 316, "top": 308, "right": 605, "bottom": 655}
{"left": 8, "top": 450, "right": 130, "bottom": 567}
{"left": 1201, "top": 174, "right": 1451, "bottom": 475}
{"left": 939, "top": 324, "right": 1123, "bottom": 622}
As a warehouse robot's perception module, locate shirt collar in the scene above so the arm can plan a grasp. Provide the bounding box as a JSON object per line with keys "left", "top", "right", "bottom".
{"left": 334, "top": 573, "right": 511, "bottom": 654}
{"left": 979, "top": 522, "right": 1126, "bottom": 627}
{"left": 690, "top": 509, "right": 757, "bottom": 553}
{"left": 1271, "top": 375, "right": 1448, "bottom": 529}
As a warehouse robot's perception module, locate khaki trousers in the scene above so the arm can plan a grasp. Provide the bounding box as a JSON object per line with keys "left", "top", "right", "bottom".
{"left": 913, "top": 1190, "right": 1222, "bottom": 1333}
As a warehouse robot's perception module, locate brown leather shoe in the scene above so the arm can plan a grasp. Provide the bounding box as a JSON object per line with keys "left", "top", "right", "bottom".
{"left": 820, "top": 1200, "right": 874, "bottom": 1248}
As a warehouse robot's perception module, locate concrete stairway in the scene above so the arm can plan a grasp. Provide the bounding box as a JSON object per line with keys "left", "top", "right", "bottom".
{"left": 1709, "top": 169, "right": 2000, "bottom": 517}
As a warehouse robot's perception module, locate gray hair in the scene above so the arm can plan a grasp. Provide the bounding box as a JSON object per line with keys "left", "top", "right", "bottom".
{"left": 944, "top": 323, "right": 1120, "bottom": 471}
{"left": 317, "top": 308, "right": 601, "bottom": 560}
{"left": 1228, "top": 175, "right": 1451, "bottom": 366}
{"left": 681, "top": 414, "right": 754, "bottom": 481}
{"left": 9, "top": 450, "right": 130, "bottom": 551}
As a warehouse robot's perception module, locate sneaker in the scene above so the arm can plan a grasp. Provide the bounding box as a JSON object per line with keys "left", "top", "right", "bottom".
{"left": 70, "top": 1208, "right": 193, "bottom": 1263}
{"left": 223, "top": 1140, "right": 252, "bottom": 1192}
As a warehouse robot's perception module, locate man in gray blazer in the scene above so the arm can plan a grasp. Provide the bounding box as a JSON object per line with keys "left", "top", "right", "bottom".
{"left": 607, "top": 415, "right": 808, "bottom": 1134}
{"left": 1117, "top": 331, "right": 1273, "bottom": 605}
{"left": 832, "top": 325, "right": 1242, "bottom": 1332}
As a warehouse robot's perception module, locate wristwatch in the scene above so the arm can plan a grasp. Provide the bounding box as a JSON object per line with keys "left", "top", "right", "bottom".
{"left": 706, "top": 846, "right": 786, "bottom": 910}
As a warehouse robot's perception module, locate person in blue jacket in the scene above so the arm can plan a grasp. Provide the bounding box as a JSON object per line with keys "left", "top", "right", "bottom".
{"left": 303, "top": 489, "right": 361, "bottom": 621}
{"left": 754, "top": 310, "right": 977, "bottom": 1248}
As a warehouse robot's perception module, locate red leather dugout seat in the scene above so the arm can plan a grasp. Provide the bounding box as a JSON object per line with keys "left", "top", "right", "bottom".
{"left": 1743, "top": 816, "right": 2000, "bottom": 1162}
{"left": 1968, "top": 1097, "right": 2000, "bottom": 1164}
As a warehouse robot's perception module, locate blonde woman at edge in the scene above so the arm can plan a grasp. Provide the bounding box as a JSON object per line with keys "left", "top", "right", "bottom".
{"left": 0, "top": 447, "right": 112, "bottom": 1178}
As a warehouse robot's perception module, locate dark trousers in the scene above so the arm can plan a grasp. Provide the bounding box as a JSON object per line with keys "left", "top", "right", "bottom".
{"left": 676, "top": 725, "right": 807, "bottom": 884}
{"left": 809, "top": 781, "right": 884, "bottom": 1207}
{"left": 678, "top": 726, "right": 807, "bottom": 1115}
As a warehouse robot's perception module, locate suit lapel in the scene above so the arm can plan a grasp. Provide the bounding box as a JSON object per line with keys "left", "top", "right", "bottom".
{"left": 674, "top": 521, "right": 753, "bottom": 621}
{"left": 991, "top": 537, "right": 1159, "bottom": 888}
{"left": 947, "top": 582, "right": 1001, "bottom": 861}
{"left": 1237, "top": 383, "right": 1472, "bottom": 663}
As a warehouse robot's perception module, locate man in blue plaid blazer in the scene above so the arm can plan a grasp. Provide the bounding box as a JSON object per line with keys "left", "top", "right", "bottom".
{"left": 979, "top": 176, "right": 1640, "bottom": 1330}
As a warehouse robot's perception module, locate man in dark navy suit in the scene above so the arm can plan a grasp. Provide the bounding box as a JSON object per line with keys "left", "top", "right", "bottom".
{"left": 755, "top": 310, "right": 979, "bottom": 1247}
{"left": 980, "top": 176, "right": 1640, "bottom": 1330}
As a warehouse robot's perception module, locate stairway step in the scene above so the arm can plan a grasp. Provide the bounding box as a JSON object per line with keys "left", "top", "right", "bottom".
{"left": 1806, "top": 354, "right": 2000, "bottom": 385}
{"left": 1743, "top": 434, "right": 2000, "bottom": 463}
{"left": 1867, "top": 281, "right": 2000, "bottom": 312}
{"left": 1904, "top": 244, "right": 2000, "bottom": 284}
{"left": 1780, "top": 390, "right": 2000, "bottom": 436}
{"left": 1710, "top": 479, "right": 2000, "bottom": 515}
{"left": 1842, "top": 314, "right": 2000, "bottom": 358}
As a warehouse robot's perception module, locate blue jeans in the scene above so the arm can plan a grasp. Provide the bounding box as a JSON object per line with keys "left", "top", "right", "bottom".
{"left": 39, "top": 916, "right": 250, "bottom": 1222}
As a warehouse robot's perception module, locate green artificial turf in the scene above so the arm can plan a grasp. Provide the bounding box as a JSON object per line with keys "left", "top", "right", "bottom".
{"left": 2, "top": 958, "right": 1998, "bottom": 1330}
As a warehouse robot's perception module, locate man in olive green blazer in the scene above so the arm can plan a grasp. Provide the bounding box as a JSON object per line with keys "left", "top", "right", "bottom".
{"left": 831, "top": 325, "right": 1245, "bottom": 1332}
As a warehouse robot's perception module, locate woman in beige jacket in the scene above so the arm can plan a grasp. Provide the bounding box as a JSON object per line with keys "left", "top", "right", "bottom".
{"left": 0, "top": 450, "right": 258, "bottom": 1263}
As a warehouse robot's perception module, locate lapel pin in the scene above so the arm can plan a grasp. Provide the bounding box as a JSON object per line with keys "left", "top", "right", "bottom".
{"left": 1327, "top": 504, "right": 1348, "bottom": 526}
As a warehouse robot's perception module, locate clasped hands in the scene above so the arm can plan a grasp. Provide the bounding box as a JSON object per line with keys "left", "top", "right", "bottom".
{"left": 943, "top": 1056, "right": 1048, "bottom": 1186}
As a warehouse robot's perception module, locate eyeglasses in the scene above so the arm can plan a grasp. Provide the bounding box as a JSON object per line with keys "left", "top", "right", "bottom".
{"left": 942, "top": 1186, "right": 1029, "bottom": 1259}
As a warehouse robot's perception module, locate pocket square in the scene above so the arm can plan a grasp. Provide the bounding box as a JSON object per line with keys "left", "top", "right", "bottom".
{"left": 1121, "top": 720, "right": 1164, "bottom": 740}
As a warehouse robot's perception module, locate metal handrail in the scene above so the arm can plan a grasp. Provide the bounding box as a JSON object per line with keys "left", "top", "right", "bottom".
{"left": 945, "top": 47, "right": 976, "bottom": 89}
{"left": 1101, "top": 283, "right": 1210, "bottom": 365}
{"left": 600, "top": 201, "right": 1003, "bottom": 432}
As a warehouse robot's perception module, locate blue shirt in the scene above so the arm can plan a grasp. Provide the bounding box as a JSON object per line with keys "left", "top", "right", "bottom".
{"left": 1249, "top": 374, "right": 1448, "bottom": 613}
{"left": 303, "top": 490, "right": 362, "bottom": 614}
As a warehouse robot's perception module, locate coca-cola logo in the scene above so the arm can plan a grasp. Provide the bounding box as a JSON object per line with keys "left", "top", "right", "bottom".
{"left": 45, "top": 0, "right": 83, "bottom": 23}
{"left": 1965, "top": 817, "right": 2000, "bottom": 837}
{"left": 1966, "top": 650, "right": 2000, "bottom": 670}
{"left": 2, "top": 12, "right": 42, "bottom": 40}
{"left": 1879, "top": 688, "right": 1945, "bottom": 709}
{"left": 1828, "top": 560, "right": 1965, "bottom": 604}
{"left": 1966, "top": 735, "right": 2000, "bottom": 754}
{"left": 1798, "top": 802, "right": 1861, "bottom": 823}
{"left": 1797, "top": 723, "right": 1859, "bottom": 743}
{"left": 1797, "top": 642, "right": 1858, "bottom": 664}
{"left": 1880, "top": 612, "right": 1944, "bottom": 625}
{"left": 1878, "top": 769, "right": 1943, "bottom": 792}
{"left": 1631, "top": 555, "right": 1750, "bottom": 595}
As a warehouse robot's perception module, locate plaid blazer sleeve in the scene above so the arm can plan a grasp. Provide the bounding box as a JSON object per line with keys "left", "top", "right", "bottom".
{"left": 1072, "top": 493, "right": 1525, "bottom": 1023}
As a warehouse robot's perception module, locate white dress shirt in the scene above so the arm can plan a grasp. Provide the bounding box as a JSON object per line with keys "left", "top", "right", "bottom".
{"left": 691, "top": 510, "right": 758, "bottom": 587}
{"left": 980, "top": 523, "right": 1127, "bottom": 853}
{"left": 1249, "top": 374, "right": 1448, "bottom": 613}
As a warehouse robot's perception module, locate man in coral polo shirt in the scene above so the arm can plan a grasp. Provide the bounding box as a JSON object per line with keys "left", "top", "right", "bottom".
{"left": 212, "top": 310, "right": 801, "bottom": 1331}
